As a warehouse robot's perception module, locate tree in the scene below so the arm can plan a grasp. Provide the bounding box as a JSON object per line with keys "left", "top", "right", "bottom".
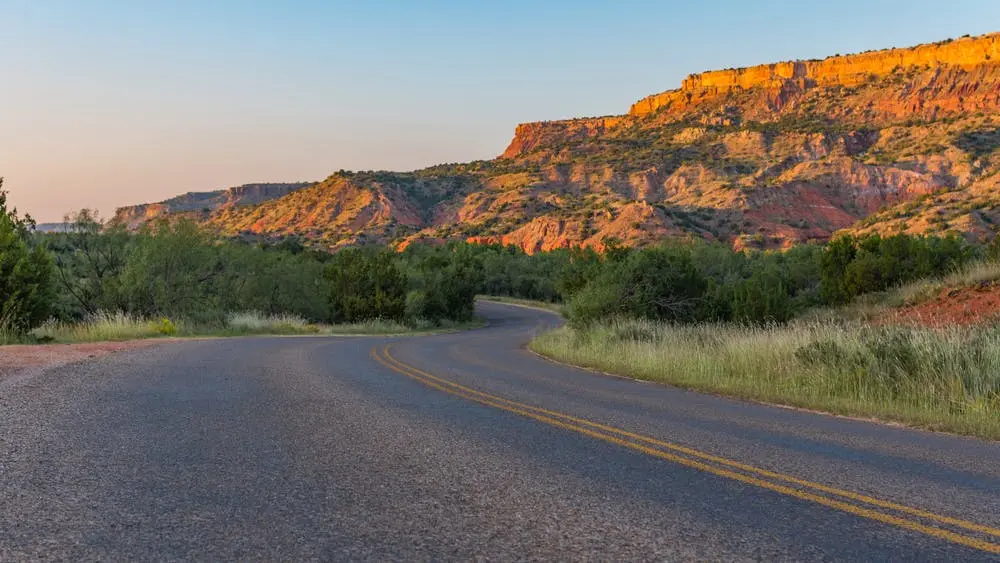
{"left": 0, "top": 178, "right": 55, "bottom": 332}
{"left": 404, "top": 244, "right": 483, "bottom": 323}
{"left": 117, "top": 219, "right": 222, "bottom": 320}
{"left": 50, "top": 209, "right": 130, "bottom": 316}
{"left": 325, "top": 248, "right": 406, "bottom": 322}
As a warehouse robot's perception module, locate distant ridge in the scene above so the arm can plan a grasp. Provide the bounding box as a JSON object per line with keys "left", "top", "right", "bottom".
{"left": 35, "top": 222, "right": 72, "bottom": 233}
{"left": 116, "top": 32, "right": 1000, "bottom": 252}
{"left": 114, "top": 182, "right": 313, "bottom": 229}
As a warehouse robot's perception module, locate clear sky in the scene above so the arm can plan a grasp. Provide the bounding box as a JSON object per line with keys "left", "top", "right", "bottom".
{"left": 4, "top": 0, "right": 999, "bottom": 221}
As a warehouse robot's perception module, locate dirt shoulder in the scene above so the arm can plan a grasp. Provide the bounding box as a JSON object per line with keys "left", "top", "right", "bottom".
{"left": 0, "top": 341, "right": 160, "bottom": 380}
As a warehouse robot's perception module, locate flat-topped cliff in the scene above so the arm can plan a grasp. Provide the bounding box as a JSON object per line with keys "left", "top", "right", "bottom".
{"left": 631, "top": 33, "right": 1000, "bottom": 116}
{"left": 501, "top": 34, "right": 1000, "bottom": 160}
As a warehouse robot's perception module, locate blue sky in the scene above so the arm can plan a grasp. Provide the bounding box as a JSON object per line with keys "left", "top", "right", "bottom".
{"left": 3, "top": 0, "right": 999, "bottom": 221}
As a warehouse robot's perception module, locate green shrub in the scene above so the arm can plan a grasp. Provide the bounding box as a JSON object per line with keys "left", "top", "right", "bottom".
{"left": 568, "top": 244, "right": 707, "bottom": 324}
{"left": 157, "top": 318, "right": 177, "bottom": 336}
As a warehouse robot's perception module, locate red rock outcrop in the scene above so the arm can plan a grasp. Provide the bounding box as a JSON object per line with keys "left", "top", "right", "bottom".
{"left": 501, "top": 116, "right": 627, "bottom": 159}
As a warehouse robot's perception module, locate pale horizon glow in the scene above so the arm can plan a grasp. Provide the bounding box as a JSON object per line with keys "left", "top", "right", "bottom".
{"left": 4, "top": 0, "right": 1000, "bottom": 221}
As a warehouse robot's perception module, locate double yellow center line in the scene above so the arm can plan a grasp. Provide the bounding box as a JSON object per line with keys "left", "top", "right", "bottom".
{"left": 371, "top": 344, "right": 1000, "bottom": 555}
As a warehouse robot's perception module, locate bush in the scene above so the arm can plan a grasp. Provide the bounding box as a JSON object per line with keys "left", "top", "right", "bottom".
{"left": 157, "top": 318, "right": 178, "bottom": 336}
{"left": 568, "top": 245, "right": 707, "bottom": 324}
{"left": 731, "top": 268, "right": 792, "bottom": 323}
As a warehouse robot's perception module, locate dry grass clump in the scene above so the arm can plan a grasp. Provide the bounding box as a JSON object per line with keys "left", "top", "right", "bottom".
{"left": 34, "top": 311, "right": 176, "bottom": 342}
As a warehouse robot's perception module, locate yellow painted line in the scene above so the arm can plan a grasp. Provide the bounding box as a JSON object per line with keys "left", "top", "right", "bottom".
{"left": 371, "top": 345, "right": 1000, "bottom": 555}
{"left": 380, "top": 346, "right": 1000, "bottom": 539}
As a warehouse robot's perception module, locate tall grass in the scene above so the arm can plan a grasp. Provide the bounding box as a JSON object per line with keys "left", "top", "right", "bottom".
{"left": 34, "top": 311, "right": 175, "bottom": 342}
{"left": 0, "top": 326, "right": 25, "bottom": 345}
{"left": 532, "top": 318, "right": 1000, "bottom": 439}
{"left": 225, "top": 311, "right": 315, "bottom": 334}
{"left": 24, "top": 310, "right": 475, "bottom": 344}
{"left": 890, "top": 260, "right": 1000, "bottom": 307}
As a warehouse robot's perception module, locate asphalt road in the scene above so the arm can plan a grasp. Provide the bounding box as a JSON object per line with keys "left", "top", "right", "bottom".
{"left": 2, "top": 301, "right": 999, "bottom": 561}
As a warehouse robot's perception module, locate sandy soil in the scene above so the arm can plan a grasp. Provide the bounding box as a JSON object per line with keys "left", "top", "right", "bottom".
{"left": 0, "top": 341, "right": 159, "bottom": 380}
{"left": 888, "top": 281, "right": 1000, "bottom": 326}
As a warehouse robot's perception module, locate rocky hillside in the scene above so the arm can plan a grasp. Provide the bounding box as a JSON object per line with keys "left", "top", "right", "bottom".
{"left": 114, "top": 182, "right": 312, "bottom": 229}
{"left": 119, "top": 33, "right": 1000, "bottom": 252}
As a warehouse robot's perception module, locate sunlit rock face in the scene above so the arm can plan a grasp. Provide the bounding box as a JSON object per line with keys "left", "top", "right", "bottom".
{"left": 119, "top": 33, "right": 1000, "bottom": 253}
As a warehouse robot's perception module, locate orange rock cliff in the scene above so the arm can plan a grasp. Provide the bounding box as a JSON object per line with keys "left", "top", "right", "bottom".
{"left": 118, "top": 32, "right": 1000, "bottom": 253}
{"left": 631, "top": 33, "right": 1000, "bottom": 115}
{"left": 502, "top": 33, "right": 1000, "bottom": 158}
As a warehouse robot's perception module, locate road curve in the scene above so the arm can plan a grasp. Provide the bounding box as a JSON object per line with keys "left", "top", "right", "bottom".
{"left": 2, "top": 301, "right": 999, "bottom": 561}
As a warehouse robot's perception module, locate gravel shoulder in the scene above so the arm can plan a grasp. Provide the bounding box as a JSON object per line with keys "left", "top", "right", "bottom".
{"left": 0, "top": 341, "right": 160, "bottom": 380}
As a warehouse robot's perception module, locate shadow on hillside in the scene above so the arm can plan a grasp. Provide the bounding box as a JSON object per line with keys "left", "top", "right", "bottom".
{"left": 954, "top": 127, "right": 1000, "bottom": 159}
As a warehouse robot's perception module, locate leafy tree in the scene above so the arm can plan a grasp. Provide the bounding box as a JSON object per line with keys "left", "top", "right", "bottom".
{"left": 325, "top": 247, "right": 406, "bottom": 322}
{"left": 0, "top": 178, "right": 55, "bottom": 332}
{"left": 215, "top": 242, "right": 327, "bottom": 320}
{"left": 117, "top": 219, "right": 222, "bottom": 321}
{"left": 731, "top": 268, "right": 792, "bottom": 323}
{"left": 555, "top": 246, "right": 603, "bottom": 300}
{"left": 404, "top": 243, "right": 483, "bottom": 323}
{"left": 821, "top": 234, "right": 973, "bottom": 303}
{"left": 49, "top": 209, "right": 130, "bottom": 317}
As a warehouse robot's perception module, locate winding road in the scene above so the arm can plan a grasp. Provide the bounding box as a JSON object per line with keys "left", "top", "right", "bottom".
{"left": 2, "top": 301, "right": 999, "bottom": 560}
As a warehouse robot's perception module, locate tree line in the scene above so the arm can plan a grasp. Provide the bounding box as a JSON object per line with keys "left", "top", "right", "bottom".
{"left": 0, "top": 180, "right": 982, "bottom": 336}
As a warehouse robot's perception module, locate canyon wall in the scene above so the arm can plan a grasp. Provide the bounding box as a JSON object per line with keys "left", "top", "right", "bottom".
{"left": 631, "top": 33, "right": 1000, "bottom": 116}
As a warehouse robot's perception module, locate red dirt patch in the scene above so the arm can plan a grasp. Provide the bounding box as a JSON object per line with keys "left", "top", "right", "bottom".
{"left": 0, "top": 341, "right": 159, "bottom": 380}
{"left": 888, "top": 282, "right": 1000, "bottom": 327}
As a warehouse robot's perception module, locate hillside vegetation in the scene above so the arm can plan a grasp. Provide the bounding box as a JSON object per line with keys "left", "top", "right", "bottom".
{"left": 114, "top": 33, "right": 1000, "bottom": 252}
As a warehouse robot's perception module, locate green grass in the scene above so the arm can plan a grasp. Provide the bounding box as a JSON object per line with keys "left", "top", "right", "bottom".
{"left": 27, "top": 310, "right": 481, "bottom": 344}
{"left": 531, "top": 318, "right": 1000, "bottom": 440}
{"left": 478, "top": 295, "right": 565, "bottom": 315}
{"left": 0, "top": 326, "right": 27, "bottom": 345}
